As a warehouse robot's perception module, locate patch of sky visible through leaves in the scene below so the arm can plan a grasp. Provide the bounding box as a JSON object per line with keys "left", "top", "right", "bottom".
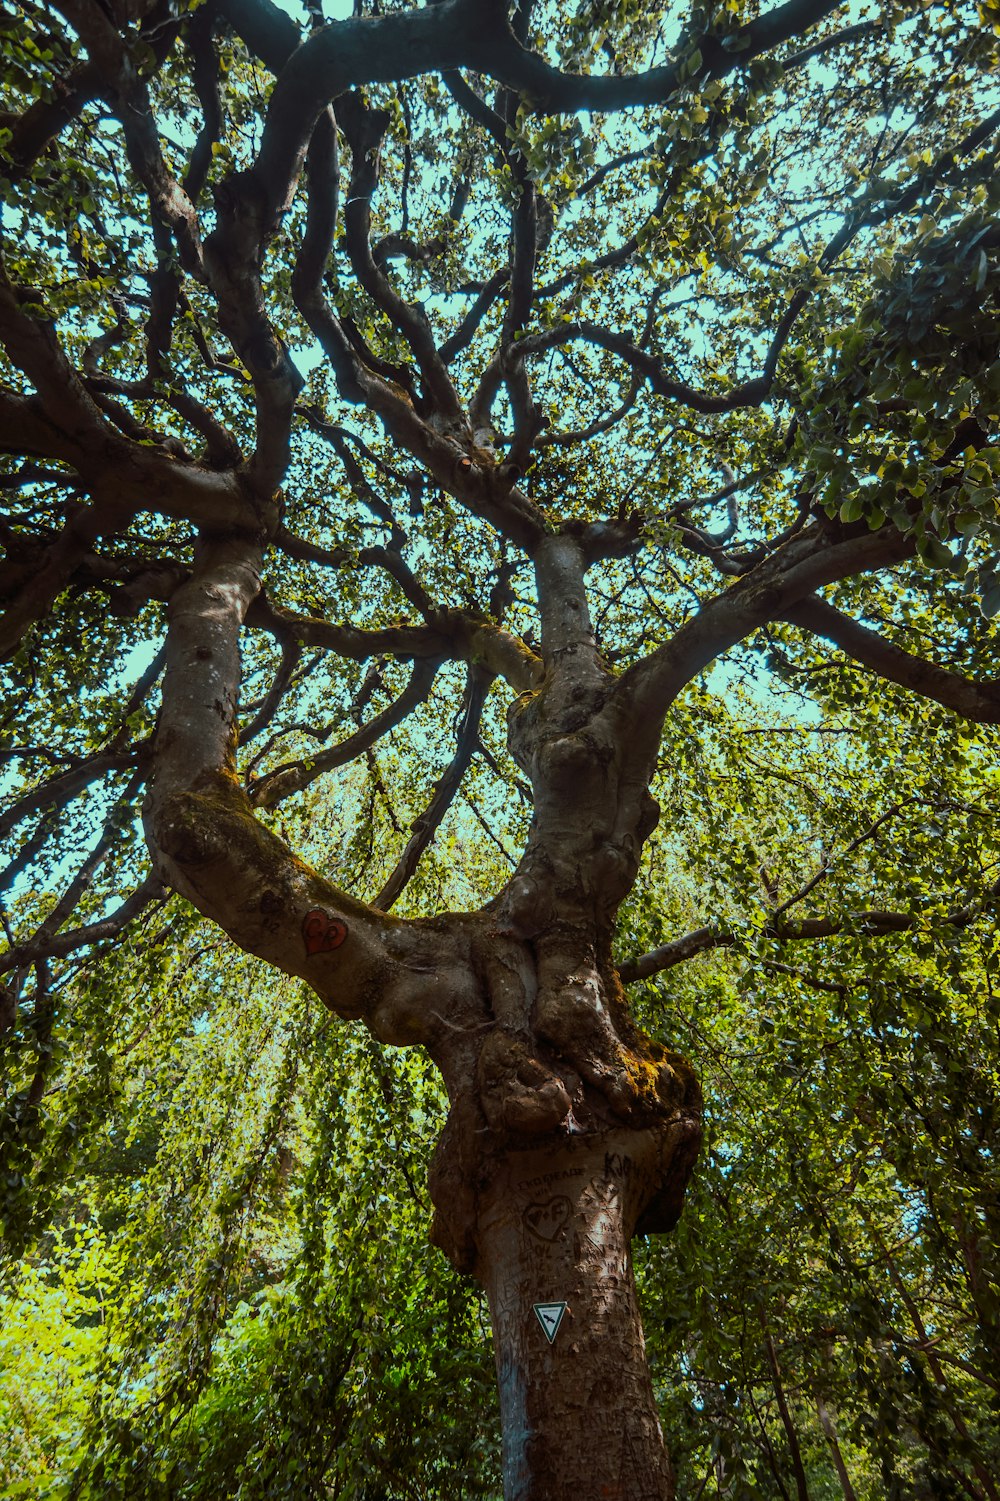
{"left": 7, "top": 0, "right": 992, "bottom": 900}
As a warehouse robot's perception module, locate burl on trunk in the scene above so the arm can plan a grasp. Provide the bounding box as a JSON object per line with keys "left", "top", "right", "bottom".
{"left": 427, "top": 936, "right": 701, "bottom": 1501}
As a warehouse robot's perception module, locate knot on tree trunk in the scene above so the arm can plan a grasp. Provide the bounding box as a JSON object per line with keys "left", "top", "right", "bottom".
{"left": 478, "top": 1028, "right": 578, "bottom": 1136}
{"left": 427, "top": 929, "right": 703, "bottom": 1275}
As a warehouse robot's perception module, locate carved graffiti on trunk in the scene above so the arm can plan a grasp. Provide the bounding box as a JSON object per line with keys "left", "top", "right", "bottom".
{"left": 302, "top": 909, "right": 348, "bottom": 956}
{"left": 523, "top": 1195, "right": 572, "bottom": 1241}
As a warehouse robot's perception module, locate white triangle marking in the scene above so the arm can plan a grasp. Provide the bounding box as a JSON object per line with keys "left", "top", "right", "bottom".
{"left": 533, "top": 1301, "right": 567, "bottom": 1344}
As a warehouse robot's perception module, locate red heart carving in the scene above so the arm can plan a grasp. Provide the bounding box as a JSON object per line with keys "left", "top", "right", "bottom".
{"left": 302, "top": 909, "right": 348, "bottom": 956}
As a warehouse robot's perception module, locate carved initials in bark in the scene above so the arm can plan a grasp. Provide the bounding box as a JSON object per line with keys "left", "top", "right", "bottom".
{"left": 523, "top": 1196, "right": 572, "bottom": 1241}
{"left": 302, "top": 908, "right": 348, "bottom": 955}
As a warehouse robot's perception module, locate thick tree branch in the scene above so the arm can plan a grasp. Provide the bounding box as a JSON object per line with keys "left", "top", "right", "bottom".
{"left": 143, "top": 537, "right": 486, "bottom": 1049}
{"left": 337, "top": 93, "right": 464, "bottom": 422}
{"left": 0, "top": 255, "right": 117, "bottom": 448}
{"left": 183, "top": 4, "right": 225, "bottom": 206}
{"left": 621, "top": 523, "right": 916, "bottom": 749}
{"left": 1, "top": 60, "right": 105, "bottom": 177}
{"left": 783, "top": 597, "right": 1000, "bottom": 724}
{"left": 460, "top": 0, "right": 846, "bottom": 115}
{"left": 619, "top": 888, "right": 997, "bottom": 983}
{"left": 52, "top": 0, "right": 204, "bottom": 276}
{"left": 246, "top": 589, "right": 540, "bottom": 694}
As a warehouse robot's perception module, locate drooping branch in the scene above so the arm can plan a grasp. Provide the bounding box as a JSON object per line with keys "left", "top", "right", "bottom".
{"left": 771, "top": 797, "right": 927, "bottom": 925}
{"left": 620, "top": 787, "right": 998, "bottom": 984}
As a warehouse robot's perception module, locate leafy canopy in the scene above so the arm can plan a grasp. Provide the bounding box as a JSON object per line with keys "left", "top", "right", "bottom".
{"left": 1, "top": 0, "right": 999, "bottom": 1495}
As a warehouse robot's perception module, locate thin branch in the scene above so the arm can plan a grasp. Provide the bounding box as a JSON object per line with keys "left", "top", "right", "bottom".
{"left": 248, "top": 656, "right": 441, "bottom": 808}
{"left": 374, "top": 663, "right": 492, "bottom": 911}
{"left": 0, "top": 874, "right": 167, "bottom": 976}
{"left": 769, "top": 797, "right": 917, "bottom": 925}
{"left": 618, "top": 884, "right": 998, "bottom": 983}
{"left": 0, "top": 744, "right": 148, "bottom": 843}
{"left": 241, "top": 637, "right": 303, "bottom": 745}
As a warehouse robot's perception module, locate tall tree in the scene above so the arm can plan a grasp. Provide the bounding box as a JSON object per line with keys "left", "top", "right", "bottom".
{"left": 1, "top": 0, "right": 998, "bottom": 1495}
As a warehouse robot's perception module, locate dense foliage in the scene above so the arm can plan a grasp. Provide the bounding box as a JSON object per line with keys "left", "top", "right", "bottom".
{"left": 1, "top": 0, "right": 999, "bottom": 1494}
{"left": 4, "top": 685, "right": 1000, "bottom": 1498}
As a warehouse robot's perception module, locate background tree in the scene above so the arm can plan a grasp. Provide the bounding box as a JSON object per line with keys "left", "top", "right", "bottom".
{"left": 0, "top": 0, "right": 998, "bottom": 1497}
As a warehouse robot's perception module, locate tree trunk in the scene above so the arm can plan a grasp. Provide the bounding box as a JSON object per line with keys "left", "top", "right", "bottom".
{"left": 146, "top": 535, "right": 705, "bottom": 1496}
{"left": 472, "top": 1129, "right": 686, "bottom": 1501}
{"left": 760, "top": 1320, "right": 811, "bottom": 1501}
{"left": 814, "top": 1391, "right": 857, "bottom": 1501}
